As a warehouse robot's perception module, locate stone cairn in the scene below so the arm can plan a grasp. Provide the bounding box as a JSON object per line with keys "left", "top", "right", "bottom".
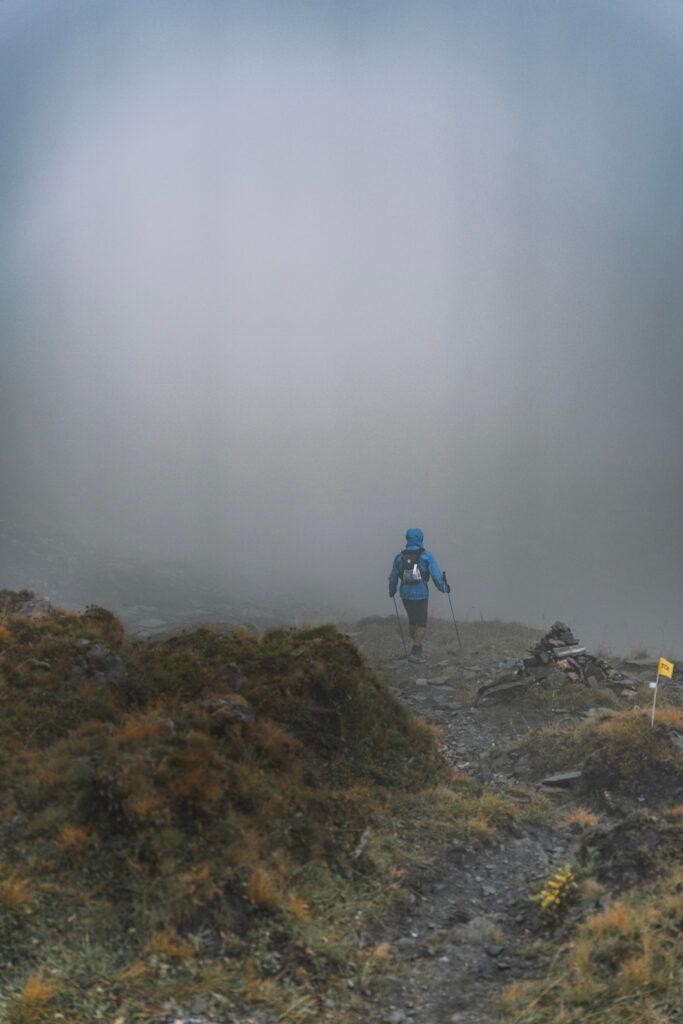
{"left": 478, "top": 621, "right": 631, "bottom": 700}
{"left": 524, "top": 621, "right": 613, "bottom": 687}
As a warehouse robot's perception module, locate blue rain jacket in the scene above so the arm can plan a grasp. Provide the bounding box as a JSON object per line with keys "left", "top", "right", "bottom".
{"left": 388, "top": 528, "right": 448, "bottom": 601}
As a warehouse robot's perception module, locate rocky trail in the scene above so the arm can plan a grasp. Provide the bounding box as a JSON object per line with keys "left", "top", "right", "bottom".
{"left": 344, "top": 616, "right": 678, "bottom": 1024}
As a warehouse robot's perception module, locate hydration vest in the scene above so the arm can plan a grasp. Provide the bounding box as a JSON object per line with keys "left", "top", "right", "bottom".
{"left": 399, "top": 547, "right": 430, "bottom": 585}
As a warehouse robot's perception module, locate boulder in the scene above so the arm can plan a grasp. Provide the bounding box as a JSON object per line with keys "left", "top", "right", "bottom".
{"left": 16, "top": 595, "right": 53, "bottom": 619}
{"left": 71, "top": 641, "right": 127, "bottom": 685}
{"left": 217, "top": 661, "right": 247, "bottom": 690}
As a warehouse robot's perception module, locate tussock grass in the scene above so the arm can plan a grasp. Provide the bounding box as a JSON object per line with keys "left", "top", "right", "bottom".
{"left": 0, "top": 591, "right": 533, "bottom": 1022}
{"left": 514, "top": 707, "right": 683, "bottom": 801}
{"left": 500, "top": 867, "right": 683, "bottom": 1023}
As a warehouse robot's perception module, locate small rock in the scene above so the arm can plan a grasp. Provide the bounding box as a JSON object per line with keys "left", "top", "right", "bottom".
{"left": 541, "top": 770, "right": 582, "bottom": 787}
{"left": 218, "top": 662, "right": 247, "bottom": 689}
{"left": 583, "top": 707, "right": 619, "bottom": 720}
{"left": 485, "top": 943, "right": 504, "bottom": 957}
{"left": 16, "top": 595, "right": 53, "bottom": 619}
{"left": 202, "top": 694, "right": 254, "bottom": 723}
{"left": 85, "top": 642, "right": 110, "bottom": 660}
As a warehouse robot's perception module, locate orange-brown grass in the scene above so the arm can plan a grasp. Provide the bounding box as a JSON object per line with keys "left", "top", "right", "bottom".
{"left": 0, "top": 876, "right": 32, "bottom": 908}
{"left": 74, "top": 717, "right": 111, "bottom": 736}
{"left": 561, "top": 807, "right": 599, "bottom": 828}
{"left": 500, "top": 868, "right": 683, "bottom": 1023}
{"left": 7, "top": 972, "right": 58, "bottom": 1023}
{"left": 146, "top": 928, "right": 194, "bottom": 960}
{"left": 115, "top": 712, "right": 167, "bottom": 745}
{"left": 464, "top": 814, "right": 497, "bottom": 844}
{"left": 56, "top": 824, "right": 90, "bottom": 854}
{"left": 338, "top": 782, "right": 374, "bottom": 804}
{"left": 115, "top": 959, "right": 150, "bottom": 982}
{"left": 248, "top": 866, "right": 280, "bottom": 909}
{"left": 248, "top": 718, "right": 301, "bottom": 762}
{"left": 0, "top": 623, "right": 16, "bottom": 646}
{"left": 286, "top": 892, "right": 313, "bottom": 923}
{"left": 357, "top": 941, "right": 392, "bottom": 962}
{"left": 128, "top": 792, "right": 172, "bottom": 827}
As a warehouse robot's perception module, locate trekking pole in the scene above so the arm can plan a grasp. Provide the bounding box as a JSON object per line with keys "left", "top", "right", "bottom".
{"left": 392, "top": 595, "right": 409, "bottom": 658}
{"left": 442, "top": 572, "right": 462, "bottom": 651}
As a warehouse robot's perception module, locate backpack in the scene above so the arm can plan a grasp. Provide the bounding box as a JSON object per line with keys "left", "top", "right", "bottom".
{"left": 399, "top": 547, "right": 430, "bottom": 585}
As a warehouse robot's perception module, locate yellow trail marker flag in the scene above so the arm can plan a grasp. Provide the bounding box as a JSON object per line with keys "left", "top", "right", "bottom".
{"left": 658, "top": 657, "right": 674, "bottom": 679}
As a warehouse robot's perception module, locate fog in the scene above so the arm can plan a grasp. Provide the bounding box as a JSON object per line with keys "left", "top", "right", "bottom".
{"left": 2, "top": 1, "right": 682, "bottom": 652}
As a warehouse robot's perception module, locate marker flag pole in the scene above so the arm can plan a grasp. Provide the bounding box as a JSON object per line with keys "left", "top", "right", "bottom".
{"left": 650, "top": 669, "right": 660, "bottom": 727}
{"left": 651, "top": 656, "right": 675, "bottom": 727}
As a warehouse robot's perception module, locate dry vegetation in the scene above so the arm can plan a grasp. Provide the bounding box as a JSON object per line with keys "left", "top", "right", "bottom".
{"left": 513, "top": 705, "right": 683, "bottom": 803}
{"left": 0, "top": 590, "right": 536, "bottom": 1023}
{"left": 499, "top": 700, "right": 683, "bottom": 1023}
{"left": 500, "top": 867, "right": 683, "bottom": 1023}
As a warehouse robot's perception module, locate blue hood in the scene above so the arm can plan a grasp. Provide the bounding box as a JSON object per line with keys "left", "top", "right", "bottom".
{"left": 405, "top": 527, "right": 424, "bottom": 548}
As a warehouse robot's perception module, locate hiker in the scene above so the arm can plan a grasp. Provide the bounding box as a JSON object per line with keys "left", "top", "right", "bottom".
{"left": 388, "top": 528, "right": 450, "bottom": 664}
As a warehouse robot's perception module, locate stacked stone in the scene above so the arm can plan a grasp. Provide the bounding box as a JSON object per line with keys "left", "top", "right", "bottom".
{"left": 479, "top": 620, "right": 637, "bottom": 702}
{"left": 529, "top": 621, "right": 580, "bottom": 663}
{"left": 524, "top": 621, "right": 616, "bottom": 689}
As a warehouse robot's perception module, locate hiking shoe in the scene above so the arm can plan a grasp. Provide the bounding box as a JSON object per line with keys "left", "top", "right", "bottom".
{"left": 408, "top": 650, "right": 426, "bottom": 664}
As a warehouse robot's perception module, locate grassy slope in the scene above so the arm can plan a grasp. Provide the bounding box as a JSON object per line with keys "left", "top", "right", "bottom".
{"left": 501, "top": 861, "right": 683, "bottom": 1024}
{"left": 500, "top": 706, "right": 683, "bottom": 1024}
{"left": 0, "top": 592, "right": 533, "bottom": 1024}
{"left": 514, "top": 703, "right": 683, "bottom": 801}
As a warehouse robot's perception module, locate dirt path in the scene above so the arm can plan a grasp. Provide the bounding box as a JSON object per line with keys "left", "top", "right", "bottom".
{"left": 349, "top": 617, "right": 583, "bottom": 1024}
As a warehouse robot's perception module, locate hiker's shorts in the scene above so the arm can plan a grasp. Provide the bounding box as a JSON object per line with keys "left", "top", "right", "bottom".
{"left": 402, "top": 597, "right": 428, "bottom": 628}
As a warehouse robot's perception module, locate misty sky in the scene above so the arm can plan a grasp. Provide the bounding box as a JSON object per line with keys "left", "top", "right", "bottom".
{"left": 2, "top": 0, "right": 682, "bottom": 652}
